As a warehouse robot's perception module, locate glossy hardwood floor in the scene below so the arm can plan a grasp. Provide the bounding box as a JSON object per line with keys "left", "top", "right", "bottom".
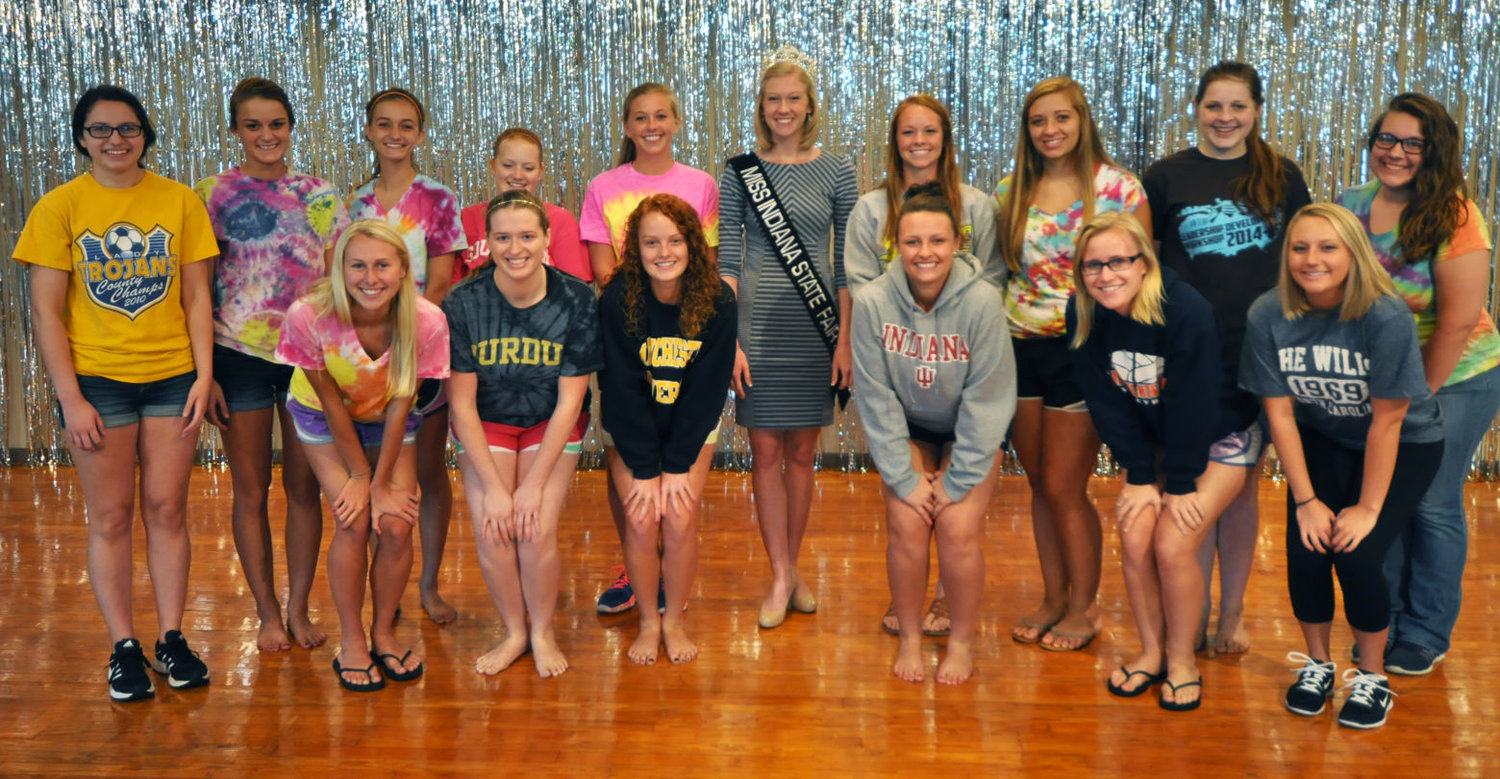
{"left": 1, "top": 465, "right": 1497, "bottom": 776}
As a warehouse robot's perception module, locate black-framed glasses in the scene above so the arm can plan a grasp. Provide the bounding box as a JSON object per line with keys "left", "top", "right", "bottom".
{"left": 1080, "top": 253, "right": 1142, "bottom": 276}
{"left": 83, "top": 123, "right": 144, "bottom": 139}
{"left": 1373, "top": 132, "right": 1425, "bottom": 154}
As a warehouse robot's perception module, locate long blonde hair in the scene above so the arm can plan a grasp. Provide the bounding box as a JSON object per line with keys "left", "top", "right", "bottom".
{"left": 305, "top": 219, "right": 420, "bottom": 400}
{"left": 998, "top": 77, "right": 1115, "bottom": 273}
{"left": 1069, "top": 212, "right": 1165, "bottom": 348}
{"left": 1277, "top": 203, "right": 1396, "bottom": 322}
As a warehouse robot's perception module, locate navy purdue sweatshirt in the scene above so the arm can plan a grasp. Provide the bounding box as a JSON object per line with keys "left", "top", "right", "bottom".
{"left": 1065, "top": 268, "right": 1254, "bottom": 494}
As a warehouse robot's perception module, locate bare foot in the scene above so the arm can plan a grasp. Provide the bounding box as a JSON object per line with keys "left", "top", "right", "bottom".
{"left": 1213, "top": 612, "right": 1250, "bottom": 655}
{"left": 530, "top": 632, "right": 569, "bottom": 678}
{"left": 256, "top": 618, "right": 292, "bottom": 652}
{"left": 287, "top": 613, "right": 327, "bottom": 650}
{"left": 662, "top": 621, "right": 698, "bottom": 664}
{"left": 936, "top": 640, "right": 974, "bottom": 685}
{"left": 1011, "top": 603, "right": 1065, "bottom": 643}
{"left": 475, "top": 633, "right": 530, "bottom": 675}
{"left": 892, "top": 636, "right": 924, "bottom": 682}
{"left": 422, "top": 591, "right": 458, "bottom": 625}
{"left": 628, "top": 621, "right": 662, "bottom": 665}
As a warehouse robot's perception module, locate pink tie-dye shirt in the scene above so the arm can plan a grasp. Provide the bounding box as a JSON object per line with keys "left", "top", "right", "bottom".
{"left": 275, "top": 296, "right": 451, "bottom": 423}
{"left": 994, "top": 164, "right": 1147, "bottom": 338}
{"left": 349, "top": 174, "right": 467, "bottom": 294}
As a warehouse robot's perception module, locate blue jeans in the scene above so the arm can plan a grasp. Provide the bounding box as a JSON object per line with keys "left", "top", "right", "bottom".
{"left": 1385, "top": 366, "right": 1500, "bottom": 653}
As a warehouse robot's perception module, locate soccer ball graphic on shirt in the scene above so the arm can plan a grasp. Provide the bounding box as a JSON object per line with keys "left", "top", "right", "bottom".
{"left": 105, "top": 225, "right": 146, "bottom": 258}
{"left": 1109, "top": 350, "right": 1164, "bottom": 402}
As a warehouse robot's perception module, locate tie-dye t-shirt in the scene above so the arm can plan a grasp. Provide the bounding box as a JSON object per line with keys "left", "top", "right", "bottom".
{"left": 195, "top": 167, "right": 349, "bottom": 360}
{"left": 994, "top": 164, "right": 1147, "bottom": 338}
{"left": 275, "top": 296, "right": 451, "bottom": 423}
{"left": 578, "top": 162, "right": 719, "bottom": 261}
{"left": 349, "top": 174, "right": 467, "bottom": 294}
{"left": 1337, "top": 181, "right": 1499, "bottom": 386}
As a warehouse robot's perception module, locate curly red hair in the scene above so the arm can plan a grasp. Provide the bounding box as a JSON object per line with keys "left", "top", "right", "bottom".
{"left": 610, "top": 194, "right": 721, "bottom": 338}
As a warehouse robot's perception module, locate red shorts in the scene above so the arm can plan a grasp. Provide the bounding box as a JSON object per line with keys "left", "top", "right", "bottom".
{"left": 455, "top": 412, "right": 590, "bottom": 454}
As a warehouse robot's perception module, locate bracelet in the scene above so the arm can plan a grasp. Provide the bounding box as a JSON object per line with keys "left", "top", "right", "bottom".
{"left": 1294, "top": 495, "right": 1317, "bottom": 508}
{"left": 348, "top": 469, "right": 371, "bottom": 480}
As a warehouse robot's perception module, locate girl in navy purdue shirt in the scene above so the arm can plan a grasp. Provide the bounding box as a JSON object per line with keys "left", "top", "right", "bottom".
{"left": 1241, "top": 203, "right": 1442, "bottom": 730}
{"left": 600, "top": 194, "right": 736, "bottom": 666}
{"left": 1066, "top": 211, "right": 1260, "bottom": 712}
{"left": 445, "top": 190, "right": 602, "bottom": 678}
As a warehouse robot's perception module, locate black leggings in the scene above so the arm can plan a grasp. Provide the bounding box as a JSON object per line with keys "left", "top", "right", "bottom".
{"left": 1285, "top": 426, "right": 1441, "bottom": 632}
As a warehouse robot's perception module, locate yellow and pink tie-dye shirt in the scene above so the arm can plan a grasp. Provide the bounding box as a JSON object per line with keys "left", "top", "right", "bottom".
{"left": 994, "top": 164, "right": 1147, "bottom": 338}
{"left": 1338, "top": 181, "right": 1499, "bottom": 386}
{"left": 578, "top": 162, "right": 719, "bottom": 261}
{"left": 349, "top": 174, "right": 467, "bottom": 294}
{"left": 276, "top": 296, "right": 451, "bottom": 423}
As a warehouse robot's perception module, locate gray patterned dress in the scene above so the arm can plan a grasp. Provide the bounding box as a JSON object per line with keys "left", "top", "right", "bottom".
{"left": 718, "top": 152, "right": 858, "bottom": 428}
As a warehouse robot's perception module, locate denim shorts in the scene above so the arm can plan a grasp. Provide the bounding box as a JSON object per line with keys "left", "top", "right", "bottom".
{"left": 286, "top": 398, "right": 421, "bottom": 448}
{"left": 64, "top": 370, "right": 197, "bottom": 429}
{"left": 214, "top": 344, "right": 294, "bottom": 413}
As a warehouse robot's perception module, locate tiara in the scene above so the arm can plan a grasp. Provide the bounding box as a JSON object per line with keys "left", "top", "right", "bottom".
{"left": 763, "top": 45, "right": 818, "bottom": 79}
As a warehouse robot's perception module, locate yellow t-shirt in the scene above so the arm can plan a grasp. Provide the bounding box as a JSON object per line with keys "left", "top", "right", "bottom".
{"left": 12, "top": 171, "right": 219, "bottom": 382}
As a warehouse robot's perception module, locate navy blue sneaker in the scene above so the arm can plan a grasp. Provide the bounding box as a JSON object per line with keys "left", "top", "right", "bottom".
{"left": 1337, "top": 669, "right": 1396, "bottom": 729}
{"left": 108, "top": 638, "right": 155, "bottom": 703}
{"left": 150, "top": 630, "right": 209, "bottom": 689}
{"left": 597, "top": 565, "right": 636, "bottom": 614}
{"left": 1284, "top": 652, "right": 1336, "bottom": 716}
{"left": 1383, "top": 641, "right": 1446, "bottom": 676}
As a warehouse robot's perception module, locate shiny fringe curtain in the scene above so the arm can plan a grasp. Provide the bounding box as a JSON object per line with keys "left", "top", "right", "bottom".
{"left": 2, "top": 0, "right": 1498, "bottom": 476}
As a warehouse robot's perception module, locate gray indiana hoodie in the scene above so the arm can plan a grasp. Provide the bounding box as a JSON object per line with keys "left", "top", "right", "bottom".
{"left": 852, "top": 250, "right": 1017, "bottom": 502}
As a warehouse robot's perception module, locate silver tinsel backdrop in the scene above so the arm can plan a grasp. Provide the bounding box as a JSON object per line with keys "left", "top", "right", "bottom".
{"left": 2, "top": 0, "right": 1498, "bottom": 475}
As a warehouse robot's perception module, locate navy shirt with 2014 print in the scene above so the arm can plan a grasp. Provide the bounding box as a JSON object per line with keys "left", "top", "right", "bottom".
{"left": 443, "top": 264, "right": 603, "bottom": 428}
{"left": 1239, "top": 290, "right": 1443, "bottom": 449}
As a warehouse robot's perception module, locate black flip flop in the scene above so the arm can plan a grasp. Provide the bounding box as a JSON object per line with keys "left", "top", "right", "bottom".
{"left": 1107, "top": 665, "right": 1167, "bottom": 698}
{"left": 371, "top": 648, "right": 424, "bottom": 682}
{"left": 1159, "top": 677, "right": 1203, "bottom": 711}
{"left": 333, "top": 656, "right": 386, "bottom": 692}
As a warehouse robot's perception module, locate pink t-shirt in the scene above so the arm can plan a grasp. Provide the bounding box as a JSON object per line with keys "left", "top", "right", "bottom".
{"left": 348, "top": 174, "right": 467, "bottom": 294}
{"left": 456, "top": 201, "right": 592, "bottom": 283}
{"left": 578, "top": 162, "right": 719, "bottom": 260}
{"left": 275, "top": 295, "right": 451, "bottom": 423}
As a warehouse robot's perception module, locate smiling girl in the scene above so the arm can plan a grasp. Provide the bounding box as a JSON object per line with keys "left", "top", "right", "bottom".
{"left": 1142, "top": 61, "right": 1312, "bottom": 656}
{"left": 1241, "top": 203, "right": 1443, "bottom": 729}
{"left": 995, "top": 77, "right": 1150, "bottom": 652}
{"left": 446, "top": 190, "right": 601, "bottom": 677}
{"left": 275, "top": 219, "right": 450, "bottom": 692}
{"left": 349, "top": 87, "right": 467, "bottom": 625}
{"left": 1336, "top": 93, "right": 1499, "bottom": 677}
{"left": 853, "top": 183, "right": 1016, "bottom": 685}
{"left": 1067, "top": 212, "right": 1260, "bottom": 712}
{"left": 600, "top": 194, "right": 736, "bottom": 664}
{"left": 581, "top": 81, "right": 720, "bottom": 616}
{"left": 14, "top": 85, "right": 218, "bottom": 702}
{"left": 457, "top": 128, "right": 591, "bottom": 283}
{"left": 195, "top": 77, "right": 349, "bottom": 652}
{"left": 719, "top": 56, "right": 858, "bottom": 630}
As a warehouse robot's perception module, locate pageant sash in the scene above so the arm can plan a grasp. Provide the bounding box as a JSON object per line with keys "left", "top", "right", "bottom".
{"left": 727, "top": 153, "right": 850, "bottom": 409}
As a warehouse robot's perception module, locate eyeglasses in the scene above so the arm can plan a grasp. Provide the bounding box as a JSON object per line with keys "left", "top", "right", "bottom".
{"left": 1373, "top": 132, "right": 1425, "bottom": 154}
{"left": 83, "top": 123, "right": 144, "bottom": 139}
{"left": 1080, "top": 253, "right": 1142, "bottom": 276}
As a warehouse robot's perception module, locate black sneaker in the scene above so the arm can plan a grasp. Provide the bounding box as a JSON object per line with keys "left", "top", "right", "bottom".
{"left": 1284, "top": 652, "right": 1337, "bottom": 716}
{"left": 1384, "top": 641, "right": 1446, "bottom": 676}
{"left": 1337, "top": 669, "right": 1396, "bottom": 729}
{"left": 150, "top": 630, "right": 209, "bottom": 689}
{"left": 108, "top": 638, "right": 155, "bottom": 702}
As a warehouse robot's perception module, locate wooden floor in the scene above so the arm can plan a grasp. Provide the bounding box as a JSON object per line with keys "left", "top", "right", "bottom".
{"left": 1, "top": 466, "right": 1498, "bottom": 776}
